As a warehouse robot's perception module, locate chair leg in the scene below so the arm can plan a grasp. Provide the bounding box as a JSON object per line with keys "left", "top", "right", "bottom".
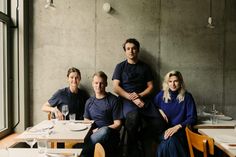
{"left": 120, "top": 127, "right": 126, "bottom": 146}
{"left": 50, "top": 142, "right": 56, "bottom": 148}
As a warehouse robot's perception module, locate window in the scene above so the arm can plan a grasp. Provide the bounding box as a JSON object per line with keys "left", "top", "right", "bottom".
{"left": 0, "top": 0, "right": 7, "bottom": 14}
{"left": 0, "top": 0, "right": 27, "bottom": 138}
{"left": 0, "top": 1, "right": 11, "bottom": 138}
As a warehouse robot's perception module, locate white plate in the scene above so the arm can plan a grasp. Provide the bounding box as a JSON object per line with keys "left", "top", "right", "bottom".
{"left": 202, "top": 112, "right": 212, "bottom": 116}
{"left": 67, "top": 123, "right": 88, "bottom": 131}
{"left": 215, "top": 135, "right": 236, "bottom": 143}
{"left": 218, "top": 115, "right": 233, "bottom": 121}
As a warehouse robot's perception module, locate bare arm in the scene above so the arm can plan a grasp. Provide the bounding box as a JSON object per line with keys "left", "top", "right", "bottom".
{"left": 159, "top": 109, "right": 168, "bottom": 123}
{"left": 138, "top": 80, "right": 154, "bottom": 98}
{"left": 42, "top": 101, "right": 55, "bottom": 112}
{"left": 113, "top": 79, "right": 131, "bottom": 100}
{"left": 164, "top": 124, "right": 182, "bottom": 139}
{"left": 84, "top": 117, "right": 97, "bottom": 133}
{"left": 84, "top": 117, "right": 91, "bottom": 122}
{"left": 86, "top": 117, "right": 121, "bottom": 133}
{"left": 108, "top": 119, "right": 122, "bottom": 130}
{"left": 113, "top": 79, "right": 154, "bottom": 108}
{"left": 41, "top": 102, "right": 63, "bottom": 120}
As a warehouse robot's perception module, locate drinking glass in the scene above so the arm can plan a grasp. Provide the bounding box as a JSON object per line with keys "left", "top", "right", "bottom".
{"left": 201, "top": 105, "right": 206, "bottom": 116}
{"left": 50, "top": 111, "right": 58, "bottom": 126}
{"left": 37, "top": 139, "right": 47, "bottom": 154}
{"left": 61, "top": 105, "right": 69, "bottom": 120}
{"left": 25, "top": 127, "right": 36, "bottom": 148}
{"left": 69, "top": 113, "right": 76, "bottom": 123}
{"left": 211, "top": 104, "right": 218, "bottom": 124}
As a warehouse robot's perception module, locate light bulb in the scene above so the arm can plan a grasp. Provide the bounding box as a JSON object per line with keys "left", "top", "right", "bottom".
{"left": 45, "top": 0, "right": 56, "bottom": 9}
{"left": 206, "top": 16, "right": 215, "bottom": 29}
{"left": 103, "top": 3, "right": 111, "bottom": 13}
{"left": 208, "top": 17, "right": 212, "bottom": 25}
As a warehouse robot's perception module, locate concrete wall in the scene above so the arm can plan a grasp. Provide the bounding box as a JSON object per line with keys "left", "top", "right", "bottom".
{"left": 225, "top": 0, "right": 236, "bottom": 118}
{"left": 29, "top": 0, "right": 236, "bottom": 124}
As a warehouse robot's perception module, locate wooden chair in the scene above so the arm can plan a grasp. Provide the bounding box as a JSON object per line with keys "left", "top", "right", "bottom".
{"left": 94, "top": 143, "right": 105, "bottom": 157}
{"left": 185, "top": 127, "right": 214, "bottom": 157}
{"left": 47, "top": 112, "right": 56, "bottom": 148}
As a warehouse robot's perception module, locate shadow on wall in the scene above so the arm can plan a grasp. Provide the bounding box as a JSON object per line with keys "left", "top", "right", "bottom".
{"left": 79, "top": 84, "right": 91, "bottom": 98}
{"left": 139, "top": 48, "right": 160, "bottom": 97}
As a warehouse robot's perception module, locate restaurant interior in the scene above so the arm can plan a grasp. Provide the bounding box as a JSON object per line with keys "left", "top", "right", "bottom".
{"left": 0, "top": 0, "right": 236, "bottom": 157}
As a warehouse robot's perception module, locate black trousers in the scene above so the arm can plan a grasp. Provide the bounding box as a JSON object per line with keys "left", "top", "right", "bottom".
{"left": 125, "top": 110, "right": 167, "bottom": 157}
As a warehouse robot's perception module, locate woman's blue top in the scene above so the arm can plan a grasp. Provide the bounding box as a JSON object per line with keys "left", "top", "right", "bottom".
{"left": 154, "top": 90, "right": 197, "bottom": 127}
{"left": 48, "top": 87, "right": 89, "bottom": 120}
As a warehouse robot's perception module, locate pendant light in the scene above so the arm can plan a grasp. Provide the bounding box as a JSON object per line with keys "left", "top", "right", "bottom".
{"left": 45, "top": 0, "right": 56, "bottom": 9}
{"left": 206, "top": 0, "right": 215, "bottom": 29}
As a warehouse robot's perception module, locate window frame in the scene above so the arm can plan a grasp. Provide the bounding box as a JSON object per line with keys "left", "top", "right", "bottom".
{"left": 0, "top": 4, "right": 12, "bottom": 138}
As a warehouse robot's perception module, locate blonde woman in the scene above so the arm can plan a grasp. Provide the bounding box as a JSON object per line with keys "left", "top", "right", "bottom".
{"left": 154, "top": 70, "right": 197, "bottom": 157}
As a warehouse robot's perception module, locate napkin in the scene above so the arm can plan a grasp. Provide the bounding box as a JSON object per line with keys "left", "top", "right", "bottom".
{"left": 31, "top": 122, "right": 54, "bottom": 132}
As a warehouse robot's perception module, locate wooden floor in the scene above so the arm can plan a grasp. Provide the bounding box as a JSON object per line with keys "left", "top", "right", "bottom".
{"left": 0, "top": 133, "right": 19, "bottom": 149}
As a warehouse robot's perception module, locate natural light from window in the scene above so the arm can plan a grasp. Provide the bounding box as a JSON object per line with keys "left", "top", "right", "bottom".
{"left": 0, "top": 21, "right": 5, "bottom": 130}
{"left": 0, "top": 0, "right": 11, "bottom": 137}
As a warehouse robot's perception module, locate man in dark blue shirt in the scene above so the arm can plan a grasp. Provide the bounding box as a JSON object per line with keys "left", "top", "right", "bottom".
{"left": 112, "top": 38, "right": 167, "bottom": 157}
{"left": 81, "top": 71, "right": 123, "bottom": 157}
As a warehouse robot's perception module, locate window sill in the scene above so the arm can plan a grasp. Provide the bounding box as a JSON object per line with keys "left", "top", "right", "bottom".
{"left": 0, "top": 133, "right": 19, "bottom": 149}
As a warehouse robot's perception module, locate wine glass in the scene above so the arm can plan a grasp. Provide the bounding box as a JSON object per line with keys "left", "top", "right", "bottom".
{"left": 25, "top": 127, "right": 37, "bottom": 148}
{"left": 61, "top": 105, "right": 69, "bottom": 120}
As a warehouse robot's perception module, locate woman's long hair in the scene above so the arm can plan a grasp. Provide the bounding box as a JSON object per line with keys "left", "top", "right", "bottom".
{"left": 162, "top": 70, "right": 186, "bottom": 103}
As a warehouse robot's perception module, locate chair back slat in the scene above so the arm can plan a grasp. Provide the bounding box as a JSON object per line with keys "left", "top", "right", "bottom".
{"left": 94, "top": 143, "right": 105, "bottom": 157}
{"left": 185, "top": 127, "right": 214, "bottom": 157}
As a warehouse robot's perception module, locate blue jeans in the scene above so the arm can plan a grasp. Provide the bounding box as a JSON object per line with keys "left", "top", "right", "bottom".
{"left": 81, "top": 126, "right": 120, "bottom": 157}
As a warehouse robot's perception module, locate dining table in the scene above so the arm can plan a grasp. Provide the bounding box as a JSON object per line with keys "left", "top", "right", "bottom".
{"left": 194, "top": 112, "right": 236, "bottom": 129}
{"left": 194, "top": 119, "right": 236, "bottom": 129}
{"left": 9, "top": 120, "right": 93, "bottom": 157}
{"left": 198, "top": 128, "right": 236, "bottom": 157}
{"left": 8, "top": 147, "right": 82, "bottom": 157}
{"left": 15, "top": 120, "right": 92, "bottom": 143}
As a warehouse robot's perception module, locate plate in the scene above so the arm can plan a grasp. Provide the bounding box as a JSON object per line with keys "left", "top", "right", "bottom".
{"left": 215, "top": 135, "right": 236, "bottom": 143}
{"left": 202, "top": 111, "right": 212, "bottom": 116}
{"left": 67, "top": 123, "right": 88, "bottom": 131}
{"left": 218, "top": 115, "right": 233, "bottom": 121}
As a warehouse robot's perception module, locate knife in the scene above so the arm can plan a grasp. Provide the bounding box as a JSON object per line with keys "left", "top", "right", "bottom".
{"left": 228, "top": 144, "right": 236, "bottom": 147}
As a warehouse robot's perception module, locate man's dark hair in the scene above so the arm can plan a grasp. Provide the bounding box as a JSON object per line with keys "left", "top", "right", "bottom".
{"left": 122, "top": 38, "right": 140, "bottom": 51}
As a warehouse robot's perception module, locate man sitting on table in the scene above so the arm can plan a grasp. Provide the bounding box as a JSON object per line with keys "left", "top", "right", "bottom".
{"left": 80, "top": 71, "right": 123, "bottom": 157}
